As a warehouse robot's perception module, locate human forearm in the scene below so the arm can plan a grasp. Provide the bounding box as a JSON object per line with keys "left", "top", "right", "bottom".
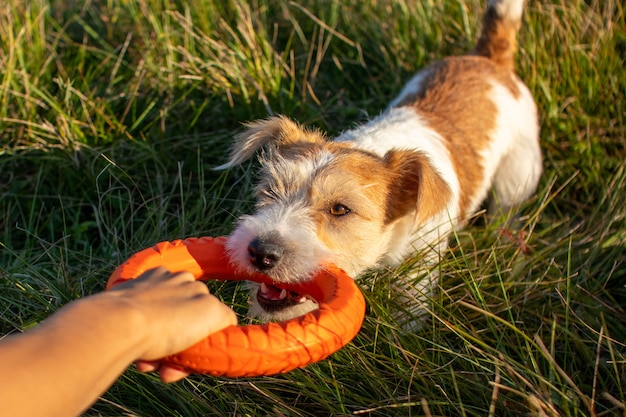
{"left": 0, "top": 294, "right": 147, "bottom": 417}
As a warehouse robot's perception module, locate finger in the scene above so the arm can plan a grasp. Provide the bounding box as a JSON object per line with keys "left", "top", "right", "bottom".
{"left": 159, "top": 365, "right": 190, "bottom": 383}
{"left": 110, "top": 267, "right": 171, "bottom": 292}
{"left": 136, "top": 360, "right": 190, "bottom": 382}
{"left": 166, "top": 270, "right": 197, "bottom": 284}
{"left": 202, "top": 295, "right": 239, "bottom": 333}
{"left": 135, "top": 360, "right": 160, "bottom": 373}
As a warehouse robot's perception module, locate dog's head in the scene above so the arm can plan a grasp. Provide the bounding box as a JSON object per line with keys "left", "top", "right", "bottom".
{"left": 219, "top": 116, "right": 450, "bottom": 321}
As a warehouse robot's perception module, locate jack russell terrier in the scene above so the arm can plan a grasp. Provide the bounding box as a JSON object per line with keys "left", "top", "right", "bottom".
{"left": 217, "top": 0, "right": 542, "bottom": 324}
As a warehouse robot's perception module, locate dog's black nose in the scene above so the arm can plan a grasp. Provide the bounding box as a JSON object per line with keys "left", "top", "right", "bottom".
{"left": 247, "top": 236, "right": 284, "bottom": 270}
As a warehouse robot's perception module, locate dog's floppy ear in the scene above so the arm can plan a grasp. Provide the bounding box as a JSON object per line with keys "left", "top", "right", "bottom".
{"left": 383, "top": 150, "right": 452, "bottom": 224}
{"left": 215, "top": 116, "right": 326, "bottom": 170}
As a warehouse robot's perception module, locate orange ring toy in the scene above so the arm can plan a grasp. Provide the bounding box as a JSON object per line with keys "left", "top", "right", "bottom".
{"left": 106, "top": 236, "right": 365, "bottom": 377}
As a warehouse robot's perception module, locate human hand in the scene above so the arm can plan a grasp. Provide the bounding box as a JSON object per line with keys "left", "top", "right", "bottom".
{"left": 107, "top": 267, "right": 238, "bottom": 382}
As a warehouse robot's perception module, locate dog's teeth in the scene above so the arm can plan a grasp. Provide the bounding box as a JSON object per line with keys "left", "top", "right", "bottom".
{"left": 260, "top": 282, "right": 269, "bottom": 294}
{"left": 279, "top": 289, "right": 287, "bottom": 299}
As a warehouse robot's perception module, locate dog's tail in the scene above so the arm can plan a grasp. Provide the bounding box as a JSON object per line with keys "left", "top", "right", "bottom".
{"left": 474, "top": 0, "right": 526, "bottom": 71}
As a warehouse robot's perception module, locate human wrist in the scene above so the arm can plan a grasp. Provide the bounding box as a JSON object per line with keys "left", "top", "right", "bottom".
{"left": 60, "top": 291, "right": 151, "bottom": 362}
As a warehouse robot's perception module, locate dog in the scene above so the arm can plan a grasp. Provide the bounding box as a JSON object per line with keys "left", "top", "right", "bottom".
{"left": 216, "top": 0, "right": 542, "bottom": 323}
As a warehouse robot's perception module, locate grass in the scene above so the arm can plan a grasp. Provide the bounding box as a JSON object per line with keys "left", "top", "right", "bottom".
{"left": 1, "top": 0, "right": 625, "bottom": 415}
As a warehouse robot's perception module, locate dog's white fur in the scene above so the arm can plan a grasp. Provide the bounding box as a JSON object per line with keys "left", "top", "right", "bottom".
{"left": 217, "top": 0, "right": 542, "bottom": 323}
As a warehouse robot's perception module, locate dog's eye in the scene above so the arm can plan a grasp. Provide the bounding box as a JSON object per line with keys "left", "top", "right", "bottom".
{"left": 329, "top": 204, "right": 351, "bottom": 216}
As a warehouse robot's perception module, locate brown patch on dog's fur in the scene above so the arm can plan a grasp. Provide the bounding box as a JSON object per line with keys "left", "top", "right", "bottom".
{"left": 474, "top": 6, "right": 521, "bottom": 71}
{"left": 383, "top": 150, "right": 451, "bottom": 225}
{"left": 246, "top": 116, "right": 326, "bottom": 147}
{"left": 221, "top": 116, "right": 327, "bottom": 168}
{"left": 394, "top": 56, "right": 517, "bottom": 217}
{"left": 307, "top": 150, "right": 393, "bottom": 254}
